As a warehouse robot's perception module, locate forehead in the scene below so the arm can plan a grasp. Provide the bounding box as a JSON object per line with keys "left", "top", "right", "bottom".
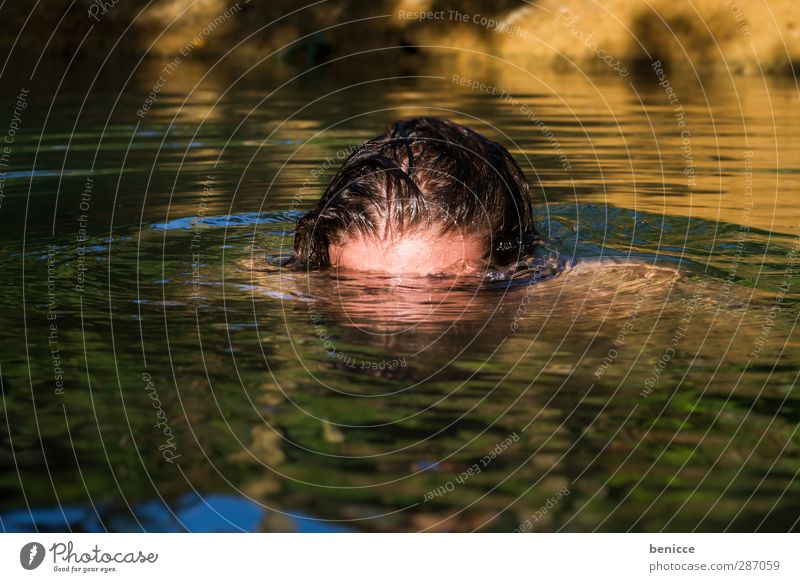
{"left": 328, "top": 230, "right": 488, "bottom": 275}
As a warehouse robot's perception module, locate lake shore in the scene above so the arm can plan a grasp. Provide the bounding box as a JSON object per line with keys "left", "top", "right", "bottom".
{"left": 2, "top": 1, "right": 797, "bottom": 76}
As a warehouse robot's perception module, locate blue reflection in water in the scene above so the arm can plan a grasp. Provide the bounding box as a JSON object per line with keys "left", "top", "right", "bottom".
{"left": 0, "top": 493, "right": 352, "bottom": 533}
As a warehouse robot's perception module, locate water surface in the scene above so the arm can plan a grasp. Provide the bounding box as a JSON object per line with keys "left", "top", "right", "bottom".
{"left": 1, "top": 62, "right": 799, "bottom": 532}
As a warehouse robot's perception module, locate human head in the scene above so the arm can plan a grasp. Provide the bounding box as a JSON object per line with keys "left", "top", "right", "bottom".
{"left": 291, "top": 117, "right": 541, "bottom": 274}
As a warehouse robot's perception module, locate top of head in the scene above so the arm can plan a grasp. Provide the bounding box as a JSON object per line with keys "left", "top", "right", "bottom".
{"left": 291, "top": 117, "right": 540, "bottom": 273}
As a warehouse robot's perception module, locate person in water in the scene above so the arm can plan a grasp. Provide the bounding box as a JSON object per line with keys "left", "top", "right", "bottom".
{"left": 290, "top": 117, "right": 542, "bottom": 275}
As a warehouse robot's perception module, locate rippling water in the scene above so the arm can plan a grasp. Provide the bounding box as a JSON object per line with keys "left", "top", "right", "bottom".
{"left": 1, "top": 62, "right": 798, "bottom": 532}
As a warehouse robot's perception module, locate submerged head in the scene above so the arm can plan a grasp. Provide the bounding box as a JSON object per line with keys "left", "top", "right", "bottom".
{"left": 291, "top": 117, "right": 541, "bottom": 275}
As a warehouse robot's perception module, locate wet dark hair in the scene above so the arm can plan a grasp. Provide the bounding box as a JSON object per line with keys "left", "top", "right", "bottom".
{"left": 290, "top": 117, "right": 541, "bottom": 269}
